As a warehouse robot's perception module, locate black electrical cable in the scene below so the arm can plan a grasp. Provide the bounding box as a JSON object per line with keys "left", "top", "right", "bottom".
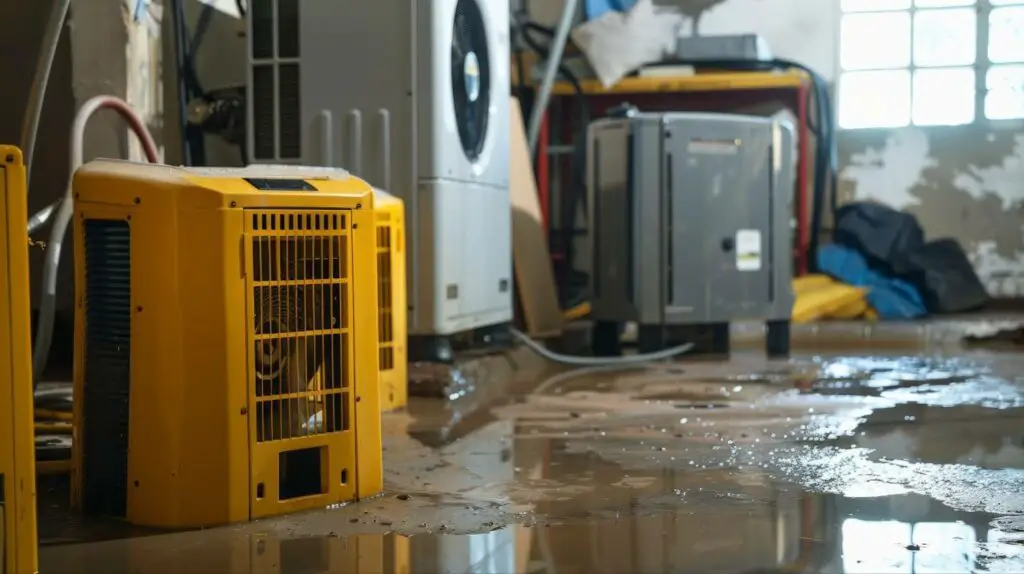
{"left": 170, "top": 0, "right": 210, "bottom": 166}
{"left": 170, "top": 0, "right": 194, "bottom": 165}
{"left": 236, "top": 0, "right": 247, "bottom": 16}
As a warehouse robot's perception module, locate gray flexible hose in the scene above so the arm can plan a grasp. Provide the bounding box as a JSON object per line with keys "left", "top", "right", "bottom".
{"left": 32, "top": 96, "right": 160, "bottom": 384}
{"left": 510, "top": 327, "right": 695, "bottom": 366}
{"left": 21, "top": 0, "right": 73, "bottom": 189}
{"left": 28, "top": 200, "right": 58, "bottom": 234}
{"left": 33, "top": 190, "right": 72, "bottom": 380}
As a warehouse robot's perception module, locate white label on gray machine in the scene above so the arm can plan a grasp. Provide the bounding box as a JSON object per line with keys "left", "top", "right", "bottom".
{"left": 736, "top": 229, "right": 762, "bottom": 272}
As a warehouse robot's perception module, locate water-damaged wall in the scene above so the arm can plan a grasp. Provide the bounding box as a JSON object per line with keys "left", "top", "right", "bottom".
{"left": 839, "top": 127, "right": 1024, "bottom": 297}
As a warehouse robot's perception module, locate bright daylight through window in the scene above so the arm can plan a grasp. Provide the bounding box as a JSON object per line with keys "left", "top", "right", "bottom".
{"left": 839, "top": 0, "right": 1024, "bottom": 129}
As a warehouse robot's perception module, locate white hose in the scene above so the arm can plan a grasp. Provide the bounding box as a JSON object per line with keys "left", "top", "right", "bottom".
{"left": 21, "top": 0, "right": 73, "bottom": 189}
{"left": 510, "top": 327, "right": 695, "bottom": 366}
{"left": 32, "top": 96, "right": 160, "bottom": 384}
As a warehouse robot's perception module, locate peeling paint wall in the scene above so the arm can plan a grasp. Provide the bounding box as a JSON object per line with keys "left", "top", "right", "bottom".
{"left": 839, "top": 126, "right": 1024, "bottom": 297}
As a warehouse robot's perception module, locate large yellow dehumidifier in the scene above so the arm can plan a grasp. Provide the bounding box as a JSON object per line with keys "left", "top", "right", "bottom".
{"left": 0, "top": 147, "right": 38, "bottom": 573}
{"left": 70, "top": 161, "right": 383, "bottom": 528}
{"left": 373, "top": 190, "right": 408, "bottom": 412}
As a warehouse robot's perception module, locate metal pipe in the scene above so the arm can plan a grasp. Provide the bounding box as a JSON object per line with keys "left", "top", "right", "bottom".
{"left": 32, "top": 95, "right": 160, "bottom": 387}
{"left": 526, "top": 0, "right": 579, "bottom": 155}
{"left": 21, "top": 0, "right": 73, "bottom": 190}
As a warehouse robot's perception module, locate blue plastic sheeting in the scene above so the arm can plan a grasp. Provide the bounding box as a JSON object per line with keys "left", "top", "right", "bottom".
{"left": 584, "top": 0, "right": 638, "bottom": 20}
{"left": 817, "top": 244, "right": 927, "bottom": 320}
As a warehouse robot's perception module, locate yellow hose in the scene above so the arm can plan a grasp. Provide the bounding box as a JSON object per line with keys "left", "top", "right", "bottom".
{"left": 34, "top": 422, "right": 71, "bottom": 435}
{"left": 35, "top": 408, "right": 71, "bottom": 421}
{"left": 563, "top": 301, "right": 591, "bottom": 321}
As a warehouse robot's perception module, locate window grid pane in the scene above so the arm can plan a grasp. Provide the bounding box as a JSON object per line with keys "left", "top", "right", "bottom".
{"left": 841, "top": 12, "right": 912, "bottom": 70}
{"left": 839, "top": 70, "right": 912, "bottom": 129}
{"left": 840, "top": 4, "right": 1024, "bottom": 126}
{"left": 842, "top": 0, "right": 911, "bottom": 12}
{"left": 989, "top": 7, "right": 1024, "bottom": 63}
{"left": 912, "top": 67, "right": 976, "bottom": 125}
{"left": 913, "top": 8, "right": 977, "bottom": 67}
{"left": 916, "top": 0, "right": 975, "bottom": 6}
{"left": 985, "top": 64, "right": 1024, "bottom": 119}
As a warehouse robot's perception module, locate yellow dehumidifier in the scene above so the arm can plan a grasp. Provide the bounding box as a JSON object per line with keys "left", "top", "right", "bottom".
{"left": 0, "top": 147, "right": 38, "bottom": 573}
{"left": 373, "top": 189, "right": 407, "bottom": 412}
{"left": 70, "top": 161, "right": 383, "bottom": 528}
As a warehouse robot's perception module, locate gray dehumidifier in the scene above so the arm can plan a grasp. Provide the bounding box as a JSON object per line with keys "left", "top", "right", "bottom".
{"left": 587, "top": 110, "right": 795, "bottom": 357}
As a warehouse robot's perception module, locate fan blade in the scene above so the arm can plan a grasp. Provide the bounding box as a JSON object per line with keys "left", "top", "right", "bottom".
{"left": 466, "top": 105, "right": 477, "bottom": 143}
{"left": 454, "top": 12, "right": 471, "bottom": 54}
{"left": 451, "top": 38, "right": 463, "bottom": 64}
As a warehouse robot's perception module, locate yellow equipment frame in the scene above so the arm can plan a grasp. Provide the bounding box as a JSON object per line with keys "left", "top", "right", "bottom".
{"left": 0, "top": 146, "right": 38, "bottom": 573}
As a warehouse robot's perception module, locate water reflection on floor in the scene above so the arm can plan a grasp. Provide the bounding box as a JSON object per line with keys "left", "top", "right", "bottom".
{"left": 39, "top": 348, "right": 1024, "bottom": 573}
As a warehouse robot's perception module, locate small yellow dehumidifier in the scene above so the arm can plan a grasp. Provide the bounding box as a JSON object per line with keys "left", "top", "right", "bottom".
{"left": 373, "top": 189, "right": 408, "bottom": 412}
{"left": 70, "top": 161, "right": 383, "bottom": 528}
{"left": 0, "top": 147, "right": 38, "bottom": 574}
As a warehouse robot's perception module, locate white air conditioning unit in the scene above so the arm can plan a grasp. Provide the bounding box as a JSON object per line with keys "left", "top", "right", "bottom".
{"left": 246, "top": 0, "right": 513, "bottom": 361}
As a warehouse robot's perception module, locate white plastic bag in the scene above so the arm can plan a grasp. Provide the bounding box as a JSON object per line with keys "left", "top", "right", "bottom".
{"left": 571, "top": 0, "right": 684, "bottom": 88}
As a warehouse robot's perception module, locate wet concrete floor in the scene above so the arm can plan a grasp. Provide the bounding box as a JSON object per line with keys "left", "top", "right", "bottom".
{"left": 37, "top": 340, "right": 1024, "bottom": 573}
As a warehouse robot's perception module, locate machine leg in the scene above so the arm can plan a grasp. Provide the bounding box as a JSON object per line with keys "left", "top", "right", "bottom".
{"left": 409, "top": 335, "right": 456, "bottom": 364}
{"left": 592, "top": 321, "right": 622, "bottom": 357}
{"left": 710, "top": 322, "right": 731, "bottom": 356}
{"left": 765, "top": 319, "right": 791, "bottom": 357}
{"left": 637, "top": 324, "right": 667, "bottom": 354}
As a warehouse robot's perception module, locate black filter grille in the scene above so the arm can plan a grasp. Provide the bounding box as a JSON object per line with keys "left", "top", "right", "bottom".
{"left": 81, "top": 219, "right": 132, "bottom": 517}
{"left": 250, "top": 0, "right": 273, "bottom": 59}
{"left": 278, "top": 63, "right": 301, "bottom": 159}
{"left": 276, "top": 0, "right": 300, "bottom": 58}
{"left": 252, "top": 65, "right": 276, "bottom": 161}
{"left": 450, "top": 0, "right": 491, "bottom": 162}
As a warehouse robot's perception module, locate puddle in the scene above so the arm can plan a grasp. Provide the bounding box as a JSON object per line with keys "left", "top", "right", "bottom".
{"left": 38, "top": 350, "right": 1024, "bottom": 572}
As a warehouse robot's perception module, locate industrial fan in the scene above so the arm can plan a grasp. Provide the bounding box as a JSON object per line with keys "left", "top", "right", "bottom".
{"left": 71, "top": 162, "right": 384, "bottom": 528}
{"left": 451, "top": 0, "right": 492, "bottom": 161}
{"left": 251, "top": 238, "right": 344, "bottom": 440}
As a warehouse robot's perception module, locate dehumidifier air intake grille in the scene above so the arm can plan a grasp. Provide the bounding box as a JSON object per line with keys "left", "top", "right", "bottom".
{"left": 81, "top": 219, "right": 132, "bottom": 517}
{"left": 450, "top": 0, "right": 491, "bottom": 162}
{"left": 247, "top": 211, "right": 353, "bottom": 443}
{"left": 376, "top": 215, "right": 395, "bottom": 372}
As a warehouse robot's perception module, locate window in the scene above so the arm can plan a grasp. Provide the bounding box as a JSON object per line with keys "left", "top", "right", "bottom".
{"left": 839, "top": 0, "right": 1024, "bottom": 129}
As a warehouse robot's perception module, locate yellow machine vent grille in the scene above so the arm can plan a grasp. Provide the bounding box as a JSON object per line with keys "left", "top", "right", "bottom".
{"left": 246, "top": 210, "right": 353, "bottom": 443}
{"left": 376, "top": 213, "right": 395, "bottom": 373}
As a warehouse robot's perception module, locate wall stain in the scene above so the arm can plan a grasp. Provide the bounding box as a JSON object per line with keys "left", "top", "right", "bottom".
{"left": 839, "top": 125, "right": 1024, "bottom": 297}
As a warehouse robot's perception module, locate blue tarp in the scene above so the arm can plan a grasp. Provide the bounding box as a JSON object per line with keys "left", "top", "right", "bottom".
{"left": 584, "top": 0, "right": 638, "bottom": 20}
{"left": 817, "top": 244, "right": 928, "bottom": 320}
